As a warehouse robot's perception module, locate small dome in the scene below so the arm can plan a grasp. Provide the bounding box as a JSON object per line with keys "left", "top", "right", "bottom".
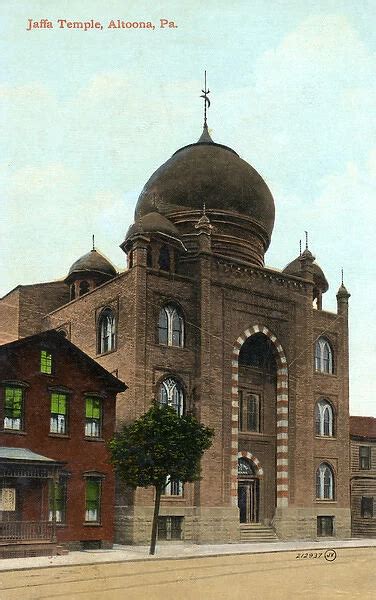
{"left": 66, "top": 249, "right": 117, "bottom": 282}
{"left": 124, "top": 212, "right": 180, "bottom": 244}
{"left": 283, "top": 256, "right": 329, "bottom": 293}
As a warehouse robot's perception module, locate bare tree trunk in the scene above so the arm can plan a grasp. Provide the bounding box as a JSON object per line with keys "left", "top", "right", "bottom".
{"left": 149, "top": 485, "right": 162, "bottom": 555}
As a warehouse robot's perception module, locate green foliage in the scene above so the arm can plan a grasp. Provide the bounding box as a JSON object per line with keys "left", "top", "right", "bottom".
{"left": 108, "top": 402, "right": 214, "bottom": 489}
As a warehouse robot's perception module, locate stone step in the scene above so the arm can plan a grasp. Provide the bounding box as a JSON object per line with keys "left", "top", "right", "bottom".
{"left": 240, "top": 524, "right": 279, "bottom": 542}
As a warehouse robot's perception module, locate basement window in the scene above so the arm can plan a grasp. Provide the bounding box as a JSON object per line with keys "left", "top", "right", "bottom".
{"left": 158, "top": 516, "right": 183, "bottom": 540}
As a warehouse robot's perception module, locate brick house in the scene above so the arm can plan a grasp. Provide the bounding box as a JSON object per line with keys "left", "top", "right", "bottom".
{"left": 0, "top": 119, "right": 353, "bottom": 543}
{"left": 0, "top": 330, "right": 126, "bottom": 556}
{"left": 350, "top": 416, "right": 376, "bottom": 537}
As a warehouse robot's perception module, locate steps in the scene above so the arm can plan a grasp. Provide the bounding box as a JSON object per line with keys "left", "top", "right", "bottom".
{"left": 240, "top": 523, "right": 279, "bottom": 543}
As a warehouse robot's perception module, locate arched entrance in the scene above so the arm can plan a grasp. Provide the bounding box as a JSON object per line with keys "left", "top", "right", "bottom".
{"left": 238, "top": 457, "right": 260, "bottom": 523}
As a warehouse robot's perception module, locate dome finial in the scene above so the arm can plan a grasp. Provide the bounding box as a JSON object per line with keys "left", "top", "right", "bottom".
{"left": 92, "top": 234, "right": 95, "bottom": 251}
{"left": 341, "top": 267, "right": 344, "bottom": 286}
{"left": 299, "top": 239, "right": 302, "bottom": 256}
{"left": 305, "top": 230, "right": 309, "bottom": 250}
{"left": 200, "top": 70, "right": 210, "bottom": 129}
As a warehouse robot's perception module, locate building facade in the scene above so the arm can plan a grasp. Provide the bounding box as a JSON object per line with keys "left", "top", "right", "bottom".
{"left": 0, "top": 121, "right": 352, "bottom": 543}
{"left": 0, "top": 330, "right": 125, "bottom": 556}
{"left": 350, "top": 416, "right": 376, "bottom": 538}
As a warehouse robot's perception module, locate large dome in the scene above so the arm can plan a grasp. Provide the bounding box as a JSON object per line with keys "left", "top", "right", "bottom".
{"left": 135, "top": 131, "right": 275, "bottom": 240}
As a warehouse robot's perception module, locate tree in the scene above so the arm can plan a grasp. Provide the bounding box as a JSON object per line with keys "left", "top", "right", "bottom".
{"left": 108, "top": 401, "right": 214, "bottom": 555}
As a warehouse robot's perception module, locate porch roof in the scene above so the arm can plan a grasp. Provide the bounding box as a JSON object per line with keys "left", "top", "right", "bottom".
{"left": 0, "top": 447, "right": 57, "bottom": 463}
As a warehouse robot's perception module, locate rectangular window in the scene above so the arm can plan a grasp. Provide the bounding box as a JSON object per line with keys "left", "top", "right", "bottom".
{"left": 317, "top": 516, "right": 334, "bottom": 537}
{"left": 85, "top": 479, "right": 101, "bottom": 522}
{"left": 50, "top": 392, "right": 67, "bottom": 434}
{"left": 239, "top": 391, "right": 260, "bottom": 432}
{"left": 85, "top": 397, "right": 102, "bottom": 437}
{"left": 4, "top": 387, "right": 23, "bottom": 430}
{"left": 361, "top": 497, "right": 374, "bottom": 518}
{"left": 157, "top": 516, "right": 183, "bottom": 540}
{"left": 48, "top": 480, "right": 67, "bottom": 523}
{"left": 359, "top": 446, "right": 371, "bottom": 470}
{"left": 163, "top": 477, "right": 183, "bottom": 497}
{"left": 40, "top": 350, "right": 52, "bottom": 374}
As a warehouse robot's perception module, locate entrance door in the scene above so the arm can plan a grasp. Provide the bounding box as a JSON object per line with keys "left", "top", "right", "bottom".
{"left": 238, "top": 479, "right": 259, "bottom": 523}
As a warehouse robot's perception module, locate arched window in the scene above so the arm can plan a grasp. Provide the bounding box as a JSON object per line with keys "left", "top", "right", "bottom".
{"left": 79, "top": 280, "right": 90, "bottom": 296}
{"left": 158, "top": 304, "right": 184, "bottom": 347}
{"left": 316, "top": 463, "right": 335, "bottom": 500}
{"left": 238, "top": 458, "right": 256, "bottom": 477}
{"left": 314, "top": 337, "right": 333, "bottom": 374}
{"left": 98, "top": 309, "right": 116, "bottom": 354}
{"left": 159, "top": 245, "right": 170, "bottom": 271}
{"left": 158, "top": 377, "right": 184, "bottom": 416}
{"left": 315, "top": 400, "right": 334, "bottom": 437}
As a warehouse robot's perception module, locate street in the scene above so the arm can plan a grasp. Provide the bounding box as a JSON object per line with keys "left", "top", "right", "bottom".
{"left": 0, "top": 547, "right": 374, "bottom": 600}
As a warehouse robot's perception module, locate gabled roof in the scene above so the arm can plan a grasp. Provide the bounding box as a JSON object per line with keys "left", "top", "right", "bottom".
{"left": 0, "top": 330, "right": 127, "bottom": 393}
{"left": 350, "top": 416, "right": 376, "bottom": 440}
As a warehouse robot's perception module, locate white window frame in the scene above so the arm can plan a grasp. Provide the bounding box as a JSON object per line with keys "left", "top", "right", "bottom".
{"left": 316, "top": 463, "right": 334, "bottom": 500}
{"left": 315, "top": 400, "right": 334, "bottom": 437}
{"left": 158, "top": 305, "right": 184, "bottom": 348}
{"left": 163, "top": 476, "right": 183, "bottom": 497}
{"left": 158, "top": 377, "right": 184, "bottom": 416}
{"left": 315, "top": 337, "right": 333, "bottom": 374}
{"left": 98, "top": 309, "right": 116, "bottom": 354}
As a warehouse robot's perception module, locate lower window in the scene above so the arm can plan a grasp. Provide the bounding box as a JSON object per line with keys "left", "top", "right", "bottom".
{"left": 158, "top": 516, "right": 183, "bottom": 540}
{"left": 85, "top": 478, "right": 101, "bottom": 522}
{"left": 48, "top": 479, "right": 67, "bottom": 523}
{"left": 317, "top": 516, "right": 334, "bottom": 537}
{"left": 361, "top": 497, "right": 374, "bottom": 518}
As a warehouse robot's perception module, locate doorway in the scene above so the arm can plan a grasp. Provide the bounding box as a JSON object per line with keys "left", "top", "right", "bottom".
{"left": 238, "top": 479, "right": 259, "bottom": 523}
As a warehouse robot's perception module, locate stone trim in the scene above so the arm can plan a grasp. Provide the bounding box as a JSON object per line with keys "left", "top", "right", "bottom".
{"left": 231, "top": 324, "right": 289, "bottom": 508}
{"left": 237, "top": 451, "right": 264, "bottom": 477}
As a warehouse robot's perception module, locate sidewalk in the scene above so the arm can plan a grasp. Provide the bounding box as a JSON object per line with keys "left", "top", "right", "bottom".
{"left": 0, "top": 537, "right": 375, "bottom": 572}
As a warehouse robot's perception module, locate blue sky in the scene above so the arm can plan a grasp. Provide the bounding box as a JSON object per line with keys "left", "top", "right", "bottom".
{"left": 1, "top": 1, "right": 375, "bottom": 416}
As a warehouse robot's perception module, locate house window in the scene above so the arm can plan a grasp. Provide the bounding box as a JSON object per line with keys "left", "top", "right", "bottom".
{"left": 158, "top": 378, "right": 184, "bottom": 416}
{"left": 85, "top": 478, "right": 101, "bottom": 522}
{"left": 50, "top": 392, "right": 68, "bottom": 434}
{"left": 315, "top": 400, "right": 334, "bottom": 436}
{"left": 361, "top": 497, "right": 374, "bottom": 518}
{"left": 158, "top": 304, "right": 184, "bottom": 347}
{"left": 163, "top": 477, "right": 183, "bottom": 497}
{"left": 239, "top": 392, "right": 260, "bottom": 432}
{"left": 49, "top": 479, "right": 67, "bottom": 523}
{"left": 3, "top": 386, "right": 23, "bottom": 431}
{"left": 98, "top": 309, "right": 116, "bottom": 354}
{"left": 359, "top": 446, "right": 371, "bottom": 470}
{"left": 157, "top": 516, "right": 183, "bottom": 540}
{"left": 40, "top": 350, "right": 52, "bottom": 374}
{"left": 159, "top": 245, "right": 170, "bottom": 271}
{"left": 147, "top": 247, "right": 153, "bottom": 268}
{"left": 314, "top": 337, "right": 334, "bottom": 374}
{"left": 85, "top": 397, "right": 102, "bottom": 437}
{"left": 316, "top": 463, "right": 335, "bottom": 500}
{"left": 317, "top": 516, "right": 334, "bottom": 537}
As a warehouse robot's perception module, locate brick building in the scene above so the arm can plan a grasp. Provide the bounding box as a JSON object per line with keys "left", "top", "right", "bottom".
{"left": 350, "top": 416, "right": 376, "bottom": 538}
{"left": 0, "top": 330, "right": 126, "bottom": 556}
{"left": 0, "top": 120, "right": 352, "bottom": 543}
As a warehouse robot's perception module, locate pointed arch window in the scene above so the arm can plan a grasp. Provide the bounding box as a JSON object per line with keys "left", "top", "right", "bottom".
{"left": 316, "top": 463, "right": 335, "bottom": 500}
{"left": 98, "top": 308, "right": 116, "bottom": 354}
{"left": 315, "top": 337, "right": 333, "bottom": 374}
{"left": 158, "top": 304, "right": 184, "bottom": 348}
{"left": 315, "top": 400, "right": 334, "bottom": 437}
{"left": 158, "top": 377, "right": 184, "bottom": 416}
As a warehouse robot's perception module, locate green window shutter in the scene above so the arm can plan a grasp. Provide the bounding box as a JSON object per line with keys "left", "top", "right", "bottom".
{"left": 41, "top": 350, "right": 52, "bottom": 374}
{"left": 86, "top": 398, "right": 101, "bottom": 419}
{"left": 5, "top": 387, "right": 23, "bottom": 416}
{"left": 51, "top": 393, "right": 66, "bottom": 414}
{"left": 86, "top": 479, "right": 100, "bottom": 501}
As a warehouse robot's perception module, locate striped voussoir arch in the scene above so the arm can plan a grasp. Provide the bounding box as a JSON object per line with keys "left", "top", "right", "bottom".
{"left": 231, "top": 324, "right": 289, "bottom": 508}
{"left": 238, "top": 451, "right": 264, "bottom": 477}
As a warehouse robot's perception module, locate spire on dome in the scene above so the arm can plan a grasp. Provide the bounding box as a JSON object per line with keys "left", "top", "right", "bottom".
{"left": 197, "top": 71, "right": 214, "bottom": 144}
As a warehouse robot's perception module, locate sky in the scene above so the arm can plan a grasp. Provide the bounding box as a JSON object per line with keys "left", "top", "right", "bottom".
{"left": 1, "top": 1, "right": 375, "bottom": 416}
